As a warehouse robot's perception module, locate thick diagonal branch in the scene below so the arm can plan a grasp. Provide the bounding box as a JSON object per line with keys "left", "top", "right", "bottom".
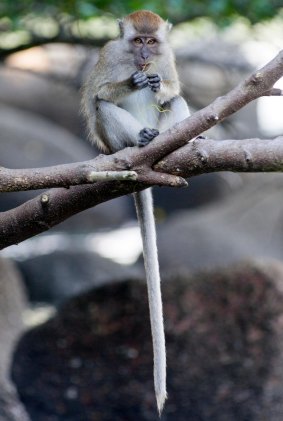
{"left": 133, "top": 50, "right": 283, "bottom": 165}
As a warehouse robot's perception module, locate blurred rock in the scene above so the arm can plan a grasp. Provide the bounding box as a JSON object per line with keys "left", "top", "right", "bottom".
{"left": 0, "top": 257, "right": 30, "bottom": 420}
{"left": 158, "top": 174, "right": 283, "bottom": 276}
{"left": 0, "top": 65, "right": 82, "bottom": 136}
{"left": 0, "top": 257, "right": 26, "bottom": 378}
{"left": 152, "top": 172, "right": 243, "bottom": 217}
{"left": 176, "top": 40, "right": 252, "bottom": 106}
{"left": 17, "top": 249, "right": 142, "bottom": 305}
{"left": 12, "top": 260, "right": 283, "bottom": 420}
{"left": 0, "top": 104, "right": 92, "bottom": 168}
{"left": 176, "top": 40, "right": 260, "bottom": 140}
{"left": 6, "top": 44, "right": 93, "bottom": 87}
{"left": 0, "top": 384, "right": 30, "bottom": 421}
{"left": 0, "top": 103, "right": 131, "bottom": 227}
{"left": 0, "top": 103, "right": 91, "bottom": 212}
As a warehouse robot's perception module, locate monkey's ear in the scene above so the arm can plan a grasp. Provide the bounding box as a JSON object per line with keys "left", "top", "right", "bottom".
{"left": 166, "top": 20, "right": 173, "bottom": 32}
{"left": 117, "top": 19, "right": 124, "bottom": 37}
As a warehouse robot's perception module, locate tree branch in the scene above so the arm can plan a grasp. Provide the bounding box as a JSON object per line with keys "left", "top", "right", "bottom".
{"left": 155, "top": 136, "right": 283, "bottom": 176}
{"left": 0, "top": 180, "right": 141, "bottom": 250}
{"left": 0, "top": 162, "right": 139, "bottom": 192}
{"left": 0, "top": 50, "right": 282, "bottom": 250}
{"left": 264, "top": 88, "right": 283, "bottom": 96}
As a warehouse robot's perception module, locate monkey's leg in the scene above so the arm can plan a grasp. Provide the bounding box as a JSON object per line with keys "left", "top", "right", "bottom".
{"left": 96, "top": 100, "right": 159, "bottom": 151}
{"left": 158, "top": 95, "right": 190, "bottom": 132}
{"left": 96, "top": 100, "right": 143, "bottom": 151}
{"left": 96, "top": 100, "right": 142, "bottom": 151}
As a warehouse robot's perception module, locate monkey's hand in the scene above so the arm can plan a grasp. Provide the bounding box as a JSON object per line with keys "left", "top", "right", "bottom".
{"left": 131, "top": 71, "right": 148, "bottom": 90}
{"left": 147, "top": 74, "right": 161, "bottom": 93}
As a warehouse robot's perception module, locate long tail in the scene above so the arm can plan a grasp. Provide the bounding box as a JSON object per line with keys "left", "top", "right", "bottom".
{"left": 133, "top": 189, "right": 167, "bottom": 414}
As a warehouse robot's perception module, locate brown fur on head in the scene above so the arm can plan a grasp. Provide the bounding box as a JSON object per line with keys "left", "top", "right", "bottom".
{"left": 118, "top": 10, "right": 172, "bottom": 39}
{"left": 125, "top": 10, "right": 165, "bottom": 34}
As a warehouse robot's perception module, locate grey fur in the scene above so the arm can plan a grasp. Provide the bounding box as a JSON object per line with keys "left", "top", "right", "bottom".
{"left": 81, "top": 11, "right": 190, "bottom": 412}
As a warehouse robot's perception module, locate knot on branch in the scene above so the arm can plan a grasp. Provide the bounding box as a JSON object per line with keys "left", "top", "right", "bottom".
{"left": 206, "top": 114, "right": 220, "bottom": 122}
{"left": 113, "top": 156, "right": 133, "bottom": 170}
{"left": 191, "top": 137, "right": 209, "bottom": 165}
{"left": 41, "top": 194, "right": 49, "bottom": 206}
{"left": 250, "top": 72, "right": 263, "bottom": 84}
{"left": 244, "top": 149, "right": 252, "bottom": 166}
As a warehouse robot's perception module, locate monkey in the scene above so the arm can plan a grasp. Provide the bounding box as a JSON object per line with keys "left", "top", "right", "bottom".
{"left": 81, "top": 10, "right": 190, "bottom": 413}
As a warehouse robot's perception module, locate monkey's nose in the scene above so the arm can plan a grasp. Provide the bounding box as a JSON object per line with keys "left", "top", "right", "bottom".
{"left": 141, "top": 48, "right": 149, "bottom": 60}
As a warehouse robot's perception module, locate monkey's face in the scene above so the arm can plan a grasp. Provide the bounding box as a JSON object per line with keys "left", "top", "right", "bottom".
{"left": 131, "top": 36, "right": 160, "bottom": 71}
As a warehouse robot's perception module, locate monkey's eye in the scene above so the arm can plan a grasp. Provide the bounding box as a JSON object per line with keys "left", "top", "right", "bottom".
{"left": 147, "top": 38, "right": 157, "bottom": 45}
{"left": 134, "top": 38, "right": 143, "bottom": 45}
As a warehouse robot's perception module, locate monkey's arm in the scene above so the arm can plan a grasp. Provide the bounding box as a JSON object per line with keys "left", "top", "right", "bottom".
{"left": 156, "top": 79, "right": 180, "bottom": 104}
{"left": 97, "top": 72, "right": 148, "bottom": 103}
{"left": 158, "top": 95, "right": 190, "bottom": 132}
{"left": 97, "top": 81, "right": 132, "bottom": 103}
{"left": 147, "top": 74, "right": 180, "bottom": 104}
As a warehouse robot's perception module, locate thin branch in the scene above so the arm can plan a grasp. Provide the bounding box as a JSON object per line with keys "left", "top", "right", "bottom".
{"left": 263, "top": 88, "right": 283, "bottom": 96}
{"left": 0, "top": 34, "right": 109, "bottom": 60}
{"left": 0, "top": 155, "right": 185, "bottom": 192}
{"left": 0, "top": 162, "right": 138, "bottom": 192}
{"left": 0, "top": 161, "right": 100, "bottom": 192}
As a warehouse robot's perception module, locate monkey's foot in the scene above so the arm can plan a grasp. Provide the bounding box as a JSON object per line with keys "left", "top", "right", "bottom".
{"left": 138, "top": 128, "right": 159, "bottom": 147}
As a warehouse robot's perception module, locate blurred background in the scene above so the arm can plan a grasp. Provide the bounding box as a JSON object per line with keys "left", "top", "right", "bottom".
{"left": 0, "top": 1, "right": 283, "bottom": 420}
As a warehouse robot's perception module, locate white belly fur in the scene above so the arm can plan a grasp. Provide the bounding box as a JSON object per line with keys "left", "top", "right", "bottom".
{"left": 119, "top": 88, "right": 160, "bottom": 129}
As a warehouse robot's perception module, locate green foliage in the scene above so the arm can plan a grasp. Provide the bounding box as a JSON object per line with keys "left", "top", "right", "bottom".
{"left": 0, "top": 0, "right": 282, "bottom": 24}
{"left": 0, "top": 0, "right": 281, "bottom": 55}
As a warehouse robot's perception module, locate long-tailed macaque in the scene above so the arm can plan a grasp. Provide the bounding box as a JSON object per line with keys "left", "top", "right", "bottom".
{"left": 81, "top": 10, "right": 190, "bottom": 413}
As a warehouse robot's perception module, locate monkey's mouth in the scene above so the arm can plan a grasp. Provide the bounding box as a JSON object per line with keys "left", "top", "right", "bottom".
{"left": 139, "top": 63, "right": 150, "bottom": 72}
